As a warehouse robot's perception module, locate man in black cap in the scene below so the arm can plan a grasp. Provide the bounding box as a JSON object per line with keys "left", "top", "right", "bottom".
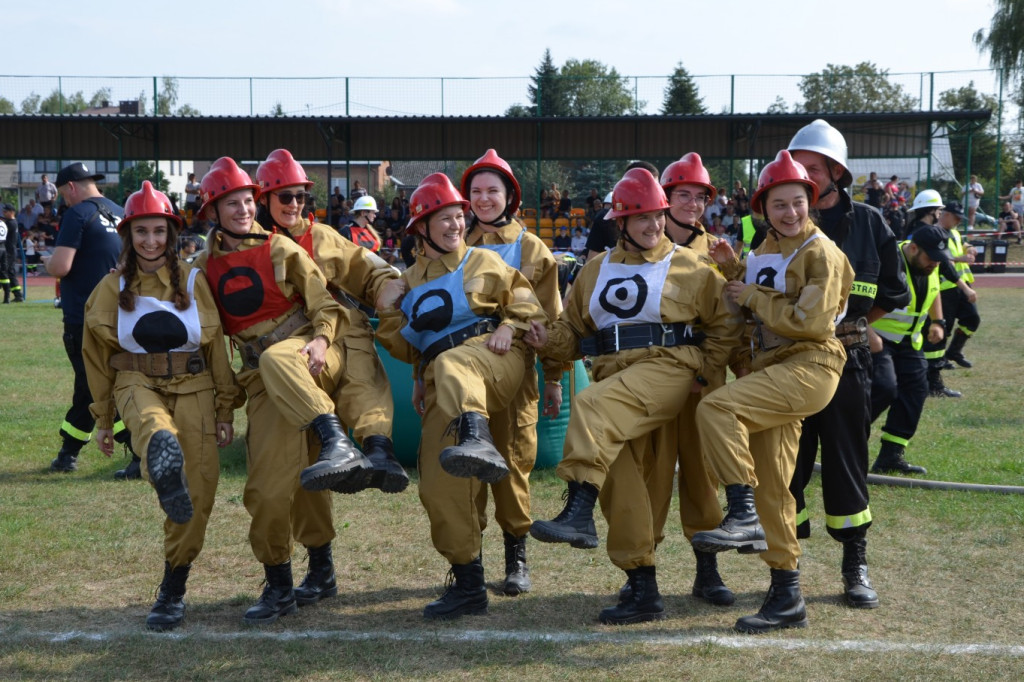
{"left": 923, "top": 200, "right": 980, "bottom": 391}
{"left": 45, "top": 163, "right": 136, "bottom": 476}
{"left": 1, "top": 203, "right": 23, "bottom": 303}
{"left": 868, "top": 224, "right": 952, "bottom": 475}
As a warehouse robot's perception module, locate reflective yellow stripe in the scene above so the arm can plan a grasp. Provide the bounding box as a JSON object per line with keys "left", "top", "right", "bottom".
{"left": 112, "top": 420, "right": 127, "bottom": 436}
{"left": 880, "top": 432, "right": 910, "bottom": 447}
{"left": 850, "top": 281, "right": 878, "bottom": 298}
{"left": 826, "top": 508, "right": 872, "bottom": 531}
{"left": 61, "top": 420, "right": 92, "bottom": 443}
{"left": 923, "top": 348, "right": 945, "bottom": 360}
{"left": 795, "top": 507, "right": 810, "bottom": 526}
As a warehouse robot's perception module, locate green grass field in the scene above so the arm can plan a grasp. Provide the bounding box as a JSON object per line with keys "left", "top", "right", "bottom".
{"left": 1, "top": 279, "right": 1023, "bottom": 681}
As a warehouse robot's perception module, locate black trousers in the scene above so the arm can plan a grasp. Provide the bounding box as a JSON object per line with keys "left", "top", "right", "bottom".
{"left": 870, "top": 339, "right": 927, "bottom": 446}
{"left": 60, "top": 323, "right": 131, "bottom": 452}
{"left": 791, "top": 345, "right": 872, "bottom": 542}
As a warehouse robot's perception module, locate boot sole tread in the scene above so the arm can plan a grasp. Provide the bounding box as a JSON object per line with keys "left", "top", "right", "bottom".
{"left": 439, "top": 453, "right": 508, "bottom": 484}
{"left": 423, "top": 602, "right": 488, "bottom": 620}
{"left": 243, "top": 601, "right": 298, "bottom": 625}
{"left": 529, "top": 522, "right": 599, "bottom": 549}
{"left": 295, "top": 586, "right": 339, "bottom": 606}
{"left": 301, "top": 459, "right": 372, "bottom": 491}
{"left": 734, "top": 617, "right": 808, "bottom": 634}
{"left": 147, "top": 432, "right": 193, "bottom": 525}
{"left": 691, "top": 538, "right": 767, "bottom": 554}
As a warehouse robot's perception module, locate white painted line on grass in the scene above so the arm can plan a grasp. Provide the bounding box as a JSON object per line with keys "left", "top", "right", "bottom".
{"left": 5, "top": 627, "right": 1023, "bottom": 657}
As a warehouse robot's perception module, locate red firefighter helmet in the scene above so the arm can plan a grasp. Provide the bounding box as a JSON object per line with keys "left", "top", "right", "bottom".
{"left": 605, "top": 168, "right": 670, "bottom": 220}
{"left": 255, "top": 149, "right": 313, "bottom": 192}
{"left": 121, "top": 180, "right": 181, "bottom": 231}
{"left": 460, "top": 148, "right": 522, "bottom": 215}
{"left": 407, "top": 173, "right": 469, "bottom": 232}
{"left": 660, "top": 152, "right": 716, "bottom": 201}
{"left": 199, "top": 157, "right": 260, "bottom": 214}
{"left": 750, "top": 150, "right": 819, "bottom": 215}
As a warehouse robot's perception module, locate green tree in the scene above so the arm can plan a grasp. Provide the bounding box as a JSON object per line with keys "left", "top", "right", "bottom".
{"left": 938, "top": 81, "right": 1011, "bottom": 210}
{"left": 973, "top": 0, "right": 1024, "bottom": 180}
{"left": 797, "top": 62, "right": 917, "bottom": 113}
{"left": 503, "top": 103, "right": 532, "bottom": 117}
{"left": 20, "top": 92, "right": 40, "bottom": 114}
{"left": 118, "top": 160, "right": 169, "bottom": 204}
{"left": 766, "top": 96, "right": 789, "bottom": 114}
{"left": 560, "top": 59, "right": 640, "bottom": 116}
{"left": 88, "top": 87, "right": 112, "bottom": 108}
{"left": 270, "top": 102, "right": 286, "bottom": 117}
{"left": 34, "top": 88, "right": 88, "bottom": 114}
{"left": 527, "top": 48, "right": 567, "bottom": 117}
{"left": 176, "top": 103, "right": 201, "bottom": 116}
{"left": 661, "top": 62, "right": 705, "bottom": 115}
{"left": 0, "top": 96, "right": 14, "bottom": 114}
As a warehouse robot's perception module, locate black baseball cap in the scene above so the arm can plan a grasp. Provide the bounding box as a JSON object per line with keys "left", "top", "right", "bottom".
{"left": 56, "top": 162, "right": 105, "bottom": 188}
{"left": 1, "top": 203, "right": 15, "bottom": 213}
{"left": 911, "top": 224, "right": 952, "bottom": 262}
{"left": 943, "top": 200, "right": 965, "bottom": 218}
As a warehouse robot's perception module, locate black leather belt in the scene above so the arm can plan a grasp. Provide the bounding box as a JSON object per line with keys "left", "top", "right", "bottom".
{"left": 110, "top": 351, "right": 206, "bottom": 378}
{"left": 421, "top": 318, "right": 500, "bottom": 364}
{"left": 580, "top": 322, "right": 704, "bottom": 356}
{"left": 835, "top": 317, "right": 869, "bottom": 348}
{"left": 239, "top": 308, "right": 308, "bottom": 370}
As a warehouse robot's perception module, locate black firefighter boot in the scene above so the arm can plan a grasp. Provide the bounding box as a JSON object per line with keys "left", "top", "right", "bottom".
{"left": 49, "top": 441, "right": 80, "bottom": 472}
{"left": 244, "top": 561, "right": 298, "bottom": 624}
{"left": 599, "top": 565, "right": 665, "bottom": 625}
{"left": 115, "top": 454, "right": 143, "bottom": 480}
{"left": 734, "top": 568, "right": 808, "bottom": 634}
{"left": 294, "top": 543, "right": 338, "bottom": 606}
{"left": 423, "top": 556, "right": 488, "bottom": 620}
{"left": 300, "top": 414, "right": 372, "bottom": 492}
{"left": 146, "top": 562, "right": 191, "bottom": 631}
{"left": 841, "top": 537, "right": 879, "bottom": 609}
{"left": 945, "top": 328, "right": 974, "bottom": 368}
{"left": 871, "top": 440, "right": 926, "bottom": 475}
{"left": 530, "top": 480, "right": 600, "bottom": 549}
{"left": 344, "top": 435, "right": 409, "bottom": 494}
{"left": 438, "top": 413, "right": 509, "bottom": 483}
{"left": 11, "top": 284, "right": 23, "bottom": 303}
{"left": 928, "top": 365, "right": 962, "bottom": 398}
{"left": 690, "top": 485, "right": 767, "bottom": 554}
{"left": 692, "top": 547, "right": 736, "bottom": 606}
{"left": 501, "top": 531, "right": 532, "bottom": 596}
{"left": 2, "top": 281, "right": 9, "bottom": 303}
{"left": 147, "top": 430, "right": 193, "bottom": 524}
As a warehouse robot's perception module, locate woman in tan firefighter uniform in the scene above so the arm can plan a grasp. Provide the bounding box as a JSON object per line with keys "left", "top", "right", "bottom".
{"left": 82, "top": 181, "right": 244, "bottom": 632}
{"left": 690, "top": 150, "right": 853, "bottom": 634}
{"left": 524, "top": 167, "right": 736, "bottom": 625}
{"left": 459, "top": 149, "right": 565, "bottom": 597}
{"left": 373, "top": 172, "right": 546, "bottom": 620}
{"left": 626, "top": 152, "right": 736, "bottom": 607}
{"left": 253, "top": 149, "right": 407, "bottom": 609}
{"left": 193, "top": 157, "right": 372, "bottom": 625}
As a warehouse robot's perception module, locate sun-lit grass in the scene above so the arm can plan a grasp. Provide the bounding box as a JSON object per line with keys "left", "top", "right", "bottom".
{"left": 1, "top": 278, "right": 1023, "bottom": 680}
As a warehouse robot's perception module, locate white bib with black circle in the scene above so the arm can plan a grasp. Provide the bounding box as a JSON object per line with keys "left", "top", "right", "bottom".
{"left": 589, "top": 248, "right": 674, "bottom": 329}
{"left": 117, "top": 268, "right": 202, "bottom": 354}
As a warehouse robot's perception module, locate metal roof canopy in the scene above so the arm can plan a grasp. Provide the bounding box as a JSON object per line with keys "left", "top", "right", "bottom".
{"left": 0, "top": 110, "right": 991, "bottom": 163}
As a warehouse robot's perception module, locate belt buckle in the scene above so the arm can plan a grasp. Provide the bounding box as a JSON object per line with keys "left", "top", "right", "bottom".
{"left": 186, "top": 354, "right": 205, "bottom": 374}
{"left": 151, "top": 353, "right": 173, "bottom": 379}
{"left": 242, "top": 344, "right": 261, "bottom": 370}
{"left": 661, "top": 323, "right": 675, "bottom": 347}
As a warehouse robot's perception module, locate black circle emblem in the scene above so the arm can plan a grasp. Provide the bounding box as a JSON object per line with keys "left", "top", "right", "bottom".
{"left": 217, "top": 266, "right": 264, "bottom": 318}
{"left": 410, "top": 289, "right": 454, "bottom": 333}
{"left": 598, "top": 275, "right": 647, "bottom": 319}
{"left": 755, "top": 266, "right": 778, "bottom": 290}
{"left": 132, "top": 311, "right": 188, "bottom": 353}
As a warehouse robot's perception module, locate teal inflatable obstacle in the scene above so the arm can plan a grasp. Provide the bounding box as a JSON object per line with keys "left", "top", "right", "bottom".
{"left": 372, "top": 325, "right": 589, "bottom": 468}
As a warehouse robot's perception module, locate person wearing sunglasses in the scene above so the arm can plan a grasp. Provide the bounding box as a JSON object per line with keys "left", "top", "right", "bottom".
{"left": 254, "top": 148, "right": 408, "bottom": 607}
{"left": 194, "top": 157, "right": 374, "bottom": 625}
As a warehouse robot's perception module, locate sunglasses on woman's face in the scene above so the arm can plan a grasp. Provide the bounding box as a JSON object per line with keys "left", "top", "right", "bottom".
{"left": 274, "top": 191, "right": 310, "bottom": 205}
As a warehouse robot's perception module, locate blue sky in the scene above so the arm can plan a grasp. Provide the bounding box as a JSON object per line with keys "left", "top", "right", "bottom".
{"left": 10, "top": 0, "right": 997, "bottom": 80}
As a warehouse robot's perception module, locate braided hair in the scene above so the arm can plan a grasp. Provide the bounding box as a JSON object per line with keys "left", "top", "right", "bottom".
{"left": 117, "top": 218, "right": 190, "bottom": 312}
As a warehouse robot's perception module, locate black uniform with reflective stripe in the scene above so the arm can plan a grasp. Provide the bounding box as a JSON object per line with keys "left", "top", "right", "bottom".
{"left": 791, "top": 191, "right": 911, "bottom": 542}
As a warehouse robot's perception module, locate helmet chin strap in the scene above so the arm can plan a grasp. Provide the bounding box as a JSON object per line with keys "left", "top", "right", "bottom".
{"left": 420, "top": 224, "right": 452, "bottom": 255}
{"left": 136, "top": 251, "right": 168, "bottom": 263}
{"left": 211, "top": 206, "right": 269, "bottom": 241}
{"left": 666, "top": 210, "right": 703, "bottom": 246}
{"left": 619, "top": 216, "right": 647, "bottom": 251}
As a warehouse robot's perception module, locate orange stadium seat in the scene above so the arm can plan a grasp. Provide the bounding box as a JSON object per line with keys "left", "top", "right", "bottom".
{"left": 522, "top": 217, "right": 537, "bottom": 229}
